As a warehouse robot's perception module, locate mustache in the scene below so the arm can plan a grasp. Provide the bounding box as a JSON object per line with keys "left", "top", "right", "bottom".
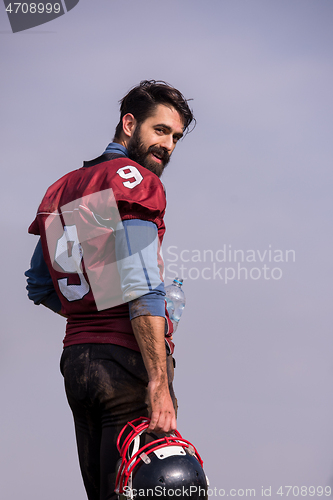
{"left": 147, "top": 145, "right": 170, "bottom": 165}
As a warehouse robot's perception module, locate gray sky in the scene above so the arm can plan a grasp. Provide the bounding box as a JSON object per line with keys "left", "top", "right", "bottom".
{"left": 1, "top": 1, "right": 333, "bottom": 498}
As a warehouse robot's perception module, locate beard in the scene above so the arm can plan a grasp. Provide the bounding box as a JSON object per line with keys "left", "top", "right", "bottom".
{"left": 127, "top": 126, "right": 170, "bottom": 178}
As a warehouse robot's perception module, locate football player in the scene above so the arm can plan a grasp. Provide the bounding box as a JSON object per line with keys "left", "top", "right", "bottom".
{"left": 25, "top": 80, "right": 194, "bottom": 500}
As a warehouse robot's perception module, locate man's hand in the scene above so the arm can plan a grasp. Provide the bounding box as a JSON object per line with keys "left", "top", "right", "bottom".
{"left": 131, "top": 315, "right": 176, "bottom": 434}
{"left": 147, "top": 379, "right": 177, "bottom": 433}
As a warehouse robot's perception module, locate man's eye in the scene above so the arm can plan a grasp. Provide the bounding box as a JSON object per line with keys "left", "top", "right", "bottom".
{"left": 155, "top": 128, "right": 164, "bottom": 134}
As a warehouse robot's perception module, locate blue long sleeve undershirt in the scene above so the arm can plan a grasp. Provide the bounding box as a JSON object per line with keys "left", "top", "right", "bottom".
{"left": 25, "top": 239, "right": 62, "bottom": 312}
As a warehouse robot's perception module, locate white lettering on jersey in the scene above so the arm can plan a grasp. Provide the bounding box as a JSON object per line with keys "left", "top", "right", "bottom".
{"left": 55, "top": 225, "right": 90, "bottom": 301}
{"left": 117, "top": 166, "right": 143, "bottom": 189}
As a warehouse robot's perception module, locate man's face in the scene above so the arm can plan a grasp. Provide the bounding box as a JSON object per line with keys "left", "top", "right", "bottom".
{"left": 127, "top": 104, "right": 184, "bottom": 177}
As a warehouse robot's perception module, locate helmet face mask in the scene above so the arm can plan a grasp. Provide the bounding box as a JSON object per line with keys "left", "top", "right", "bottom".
{"left": 115, "top": 418, "right": 208, "bottom": 500}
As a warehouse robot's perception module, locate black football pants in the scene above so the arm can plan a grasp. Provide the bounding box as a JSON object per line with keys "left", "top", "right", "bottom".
{"left": 60, "top": 343, "right": 177, "bottom": 500}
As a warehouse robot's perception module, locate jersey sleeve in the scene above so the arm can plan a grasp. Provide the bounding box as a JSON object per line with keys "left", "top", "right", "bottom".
{"left": 110, "top": 161, "right": 167, "bottom": 227}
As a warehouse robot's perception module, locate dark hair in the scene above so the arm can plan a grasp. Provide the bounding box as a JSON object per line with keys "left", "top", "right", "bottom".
{"left": 114, "top": 80, "right": 195, "bottom": 139}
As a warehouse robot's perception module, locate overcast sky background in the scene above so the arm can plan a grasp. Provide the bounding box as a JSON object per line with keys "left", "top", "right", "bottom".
{"left": 1, "top": 1, "right": 333, "bottom": 498}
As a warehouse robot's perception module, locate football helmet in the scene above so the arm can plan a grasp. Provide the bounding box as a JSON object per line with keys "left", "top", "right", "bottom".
{"left": 115, "top": 417, "right": 208, "bottom": 499}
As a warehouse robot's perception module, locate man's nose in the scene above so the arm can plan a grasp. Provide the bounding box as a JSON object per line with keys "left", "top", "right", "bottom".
{"left": 159, "top": 135, "right": 174, "bottom": 152}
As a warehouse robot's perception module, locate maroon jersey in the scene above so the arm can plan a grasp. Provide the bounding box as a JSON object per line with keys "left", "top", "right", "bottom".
{"left": 29, "top": 156, "right": 171, "bottom": 350}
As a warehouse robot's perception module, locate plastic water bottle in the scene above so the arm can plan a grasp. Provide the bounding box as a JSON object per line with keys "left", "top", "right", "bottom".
{"left": 165, "top": 278, "right": 186, "bottom": 333}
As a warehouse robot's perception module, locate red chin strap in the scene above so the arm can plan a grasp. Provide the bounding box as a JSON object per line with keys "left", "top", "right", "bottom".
{"left": 115, "top": 417, "right": 204, "bottom": 495}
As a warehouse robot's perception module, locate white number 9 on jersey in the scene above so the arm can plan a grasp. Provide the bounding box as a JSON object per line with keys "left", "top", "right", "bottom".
{"left": 55, "top": 225, "right": 90, "bottom": 301}
{"left": 117, "top": 166, "right": 143, "bottom": 189}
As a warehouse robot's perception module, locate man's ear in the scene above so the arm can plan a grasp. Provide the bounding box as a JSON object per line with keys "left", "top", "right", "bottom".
{"left": 122, "top": 113, "right": 137, "bottom": 138}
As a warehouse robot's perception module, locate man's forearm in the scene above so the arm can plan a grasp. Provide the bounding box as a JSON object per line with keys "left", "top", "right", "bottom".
{"left": 131, "top": 316, "right": 167, "bottom": 382}
{"left": 131, "top": 315, "right": 176, "bottom": 432}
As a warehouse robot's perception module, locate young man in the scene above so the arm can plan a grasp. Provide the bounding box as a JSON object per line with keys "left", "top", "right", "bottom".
{"left": 25, "top": 80, "right": 194, "bottom": 500}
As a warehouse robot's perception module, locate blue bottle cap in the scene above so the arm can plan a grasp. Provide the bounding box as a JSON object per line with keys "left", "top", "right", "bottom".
{"left": 173, "top": 278, "right": 183, "bottom": 285}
